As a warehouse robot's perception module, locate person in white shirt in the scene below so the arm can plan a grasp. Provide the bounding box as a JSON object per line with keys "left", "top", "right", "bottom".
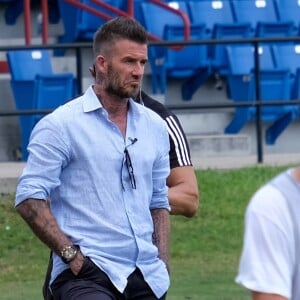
{"left": 236, "top": 167, "right": 300, "bottom": 300}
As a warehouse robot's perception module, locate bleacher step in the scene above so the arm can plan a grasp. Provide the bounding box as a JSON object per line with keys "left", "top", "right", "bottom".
{"left": 187, "top": 134, "right": 251, "bottom": 157}
{"left": 176, "top": 111, "right": 233, "bottom": 135}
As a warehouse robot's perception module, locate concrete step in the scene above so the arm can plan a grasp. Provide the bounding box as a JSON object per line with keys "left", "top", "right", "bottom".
{"left": 176, "top": 111, "right": 233, "bottom": 135}
{"left": 187, "top": 134, "right": 251, "bottom": 157}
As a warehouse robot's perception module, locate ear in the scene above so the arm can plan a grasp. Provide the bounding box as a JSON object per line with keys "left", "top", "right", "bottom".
{"left": 95, "top": 55, "right": 106, "bottom": 73}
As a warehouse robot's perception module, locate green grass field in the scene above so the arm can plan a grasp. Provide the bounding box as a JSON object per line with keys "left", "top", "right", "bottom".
{"left": 0, "top": 165, "right": 290, "bottom": 299}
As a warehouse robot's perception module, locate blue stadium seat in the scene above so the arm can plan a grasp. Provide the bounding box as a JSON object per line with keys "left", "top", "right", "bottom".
{"left": 294, "top": 69, "right": 300, "bottom": 99}
{"left": 188, "top": 0, "right": 252, "bottom": 75}
{"left": 163, "top": 23, "right": 209, "bottom": 100}
{"left": 57, "top": 0, "right": 125, "bottom": 47}
{"left": 32, "top": 74, "right": 74, "bottom": 126}
{"left": 273, "top": 0, "right": 300, "bottom": 35}
{"left": 225, "top": 45, "right": 274, "bottom": 101}
{"left": 77, "top": 0, "right": 125, "bottom": 40}
{"left": 139, "top": 1, "right": 190, "bottom": 40}
{"left": 188, "top": 0, "right": 236, "bottom": 35}
{"left": 224, "top": 44, "right": 299, "bottom": 144}
{"left": 231, "top": 0, "right": 295, "bottom": 37}
{"left": 139, "top": 1, "right": 209, "bottom": 99}
{"left": 272, "top": 43, "right": 300, "bottom": 99}
{"left": 7, "top": 50, "right": 75, "bottom": 161}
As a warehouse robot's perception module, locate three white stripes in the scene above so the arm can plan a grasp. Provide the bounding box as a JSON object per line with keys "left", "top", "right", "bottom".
{"left": 165, "top": 116, "right": 191, "bottom": 166}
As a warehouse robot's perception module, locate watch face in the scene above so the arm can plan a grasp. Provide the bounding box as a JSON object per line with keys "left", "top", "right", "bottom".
{"left": 65, "top": 247, "right": 76, "bottom": 259}
{"left": 62, "top": 245, "right": 77, "bottom": 261}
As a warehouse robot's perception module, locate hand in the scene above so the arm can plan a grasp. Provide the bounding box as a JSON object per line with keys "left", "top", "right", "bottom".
{"left": 69, "top": 250, "right": 85, "bottom": 276}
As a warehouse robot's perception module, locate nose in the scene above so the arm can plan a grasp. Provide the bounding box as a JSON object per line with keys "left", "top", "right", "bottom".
{"left": 132, "top": 63, "right": 144, "bottom": 77}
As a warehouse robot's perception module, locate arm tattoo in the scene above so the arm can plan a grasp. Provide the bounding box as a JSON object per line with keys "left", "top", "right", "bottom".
{"left": 151, "top": 208, "right": 170, "bottom": 272}
{"left": 16, "top": 198, "right": 72, "bottom": 254}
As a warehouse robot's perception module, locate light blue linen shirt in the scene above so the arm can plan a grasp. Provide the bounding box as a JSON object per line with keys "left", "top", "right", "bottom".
{"left": 15, "top": 85, "right": 170, "bottom": 298}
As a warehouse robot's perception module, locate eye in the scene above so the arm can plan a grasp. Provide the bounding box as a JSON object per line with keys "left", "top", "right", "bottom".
{"left": 125, "top": 58, "right": 135, "bottom": 64}
{"left": 141, "top": 60, "right": 147, "bottom": 67}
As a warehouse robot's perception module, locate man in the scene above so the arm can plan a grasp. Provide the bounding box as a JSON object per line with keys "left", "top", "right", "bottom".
{"left": 42, "top": 18, "right": 199, "bottom": 300}
{"left": 15, "top": 16, "right": 170, "bottom": 300}
{"left": 236, "top": 167, "right": 300, "bottom": 300}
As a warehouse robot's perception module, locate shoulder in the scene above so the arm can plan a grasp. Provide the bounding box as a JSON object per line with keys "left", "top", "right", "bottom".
{"left": 137, "top": 93, "right": 192, "bottom": 167}
{"left": 247, "top": 183, "right": 288, "bottom": 222}
{"left": 131, "top": 98, "right": 167, "bottom": 128}
{"left": 140, "top": 91, "right": 173, "bottom": 120}
{"left": 244, "top": 178, "right": 294, "bottom": 242}
{"left": 249, "top": 183, "right": 284, "bottom": 211}
{"left": 139, "top": 92, "right": 185, "bottom": 136}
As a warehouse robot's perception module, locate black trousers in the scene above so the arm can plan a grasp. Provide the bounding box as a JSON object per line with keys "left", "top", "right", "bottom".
{"left": 50, "top": 257, "right": 167, "bottom": 300}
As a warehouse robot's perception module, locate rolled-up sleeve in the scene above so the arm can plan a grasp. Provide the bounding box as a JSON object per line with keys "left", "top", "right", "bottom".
{"left": 15, "top": 116, "right": 69, "bottom": 206}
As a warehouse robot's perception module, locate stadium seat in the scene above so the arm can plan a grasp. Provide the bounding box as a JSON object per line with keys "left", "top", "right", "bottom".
{"left": 77, "top": 0, "right": 125, "bottom": 40}
{"left": 292, "top": 68, "right": 300, "bottom": 99}
{"left": 7, "top": 49, "right": 75, "bottom": 161}
{"left": 273, "top": 0, "right": 300, "bottom": 35}
{"left": 188, "top": 0, "right": 236, "bottom": 35}
{"left": 224, "top": 44, "right": 298, "bottom": 144}
{"left": 139, "top": 1, "right": 190, "bottom": 41}
{"left": 139, "top": 1, "right": 209, "bottom": 99}
{"left": 188, "top": 0, "right": 252, "bottom": 76}
{"left": 164, "top": 23, "right": 209, "bottom": 100}
{"left": 231, "top": 0, "right": 295, "bottom": 37}
{"left": 57, "top": 0, "right": 125, "bottom": 50}
{"left": 272, "top": 43, "right": 300, "bottom": 99}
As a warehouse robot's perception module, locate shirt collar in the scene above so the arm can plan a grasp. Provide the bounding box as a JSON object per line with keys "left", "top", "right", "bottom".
{"left": 82, "top": 85, "right": 144, "bottom": 118}
{"left": 82, "top": 85, "right": 103, "bottom": 113}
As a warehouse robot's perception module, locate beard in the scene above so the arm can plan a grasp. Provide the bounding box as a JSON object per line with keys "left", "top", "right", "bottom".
{"left": 105, "top": 65, "right": 140, "bottom": 99}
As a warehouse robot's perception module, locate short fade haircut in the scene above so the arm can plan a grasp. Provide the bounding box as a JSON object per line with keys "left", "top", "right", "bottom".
{"left": 93, "top": 16, "right": 148, "bottom": 58}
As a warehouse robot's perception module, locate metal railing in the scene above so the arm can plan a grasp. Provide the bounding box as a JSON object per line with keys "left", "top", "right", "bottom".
{"left": 1, "top": 35, "right": 300, "bottom": 163}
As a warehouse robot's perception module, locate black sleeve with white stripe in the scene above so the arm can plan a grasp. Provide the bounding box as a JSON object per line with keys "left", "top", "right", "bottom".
{"left": 139, "top": 91, "right": 193, "bottom": 169}
{"left": 165, "top": 114, "right": 192, "bottom": 169}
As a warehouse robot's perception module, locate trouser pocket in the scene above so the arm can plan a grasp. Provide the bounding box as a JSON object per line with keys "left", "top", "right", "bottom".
{"left": 51, "top": 257, "right": 115, "bottom": 294}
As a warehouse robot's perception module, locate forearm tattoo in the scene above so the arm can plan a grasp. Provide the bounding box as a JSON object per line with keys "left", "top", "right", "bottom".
{"left": 16, "top": 198, "right": 70, "bottom": 254}
{"left": 151, "top": 209, "right": 170, "bottom": 271}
